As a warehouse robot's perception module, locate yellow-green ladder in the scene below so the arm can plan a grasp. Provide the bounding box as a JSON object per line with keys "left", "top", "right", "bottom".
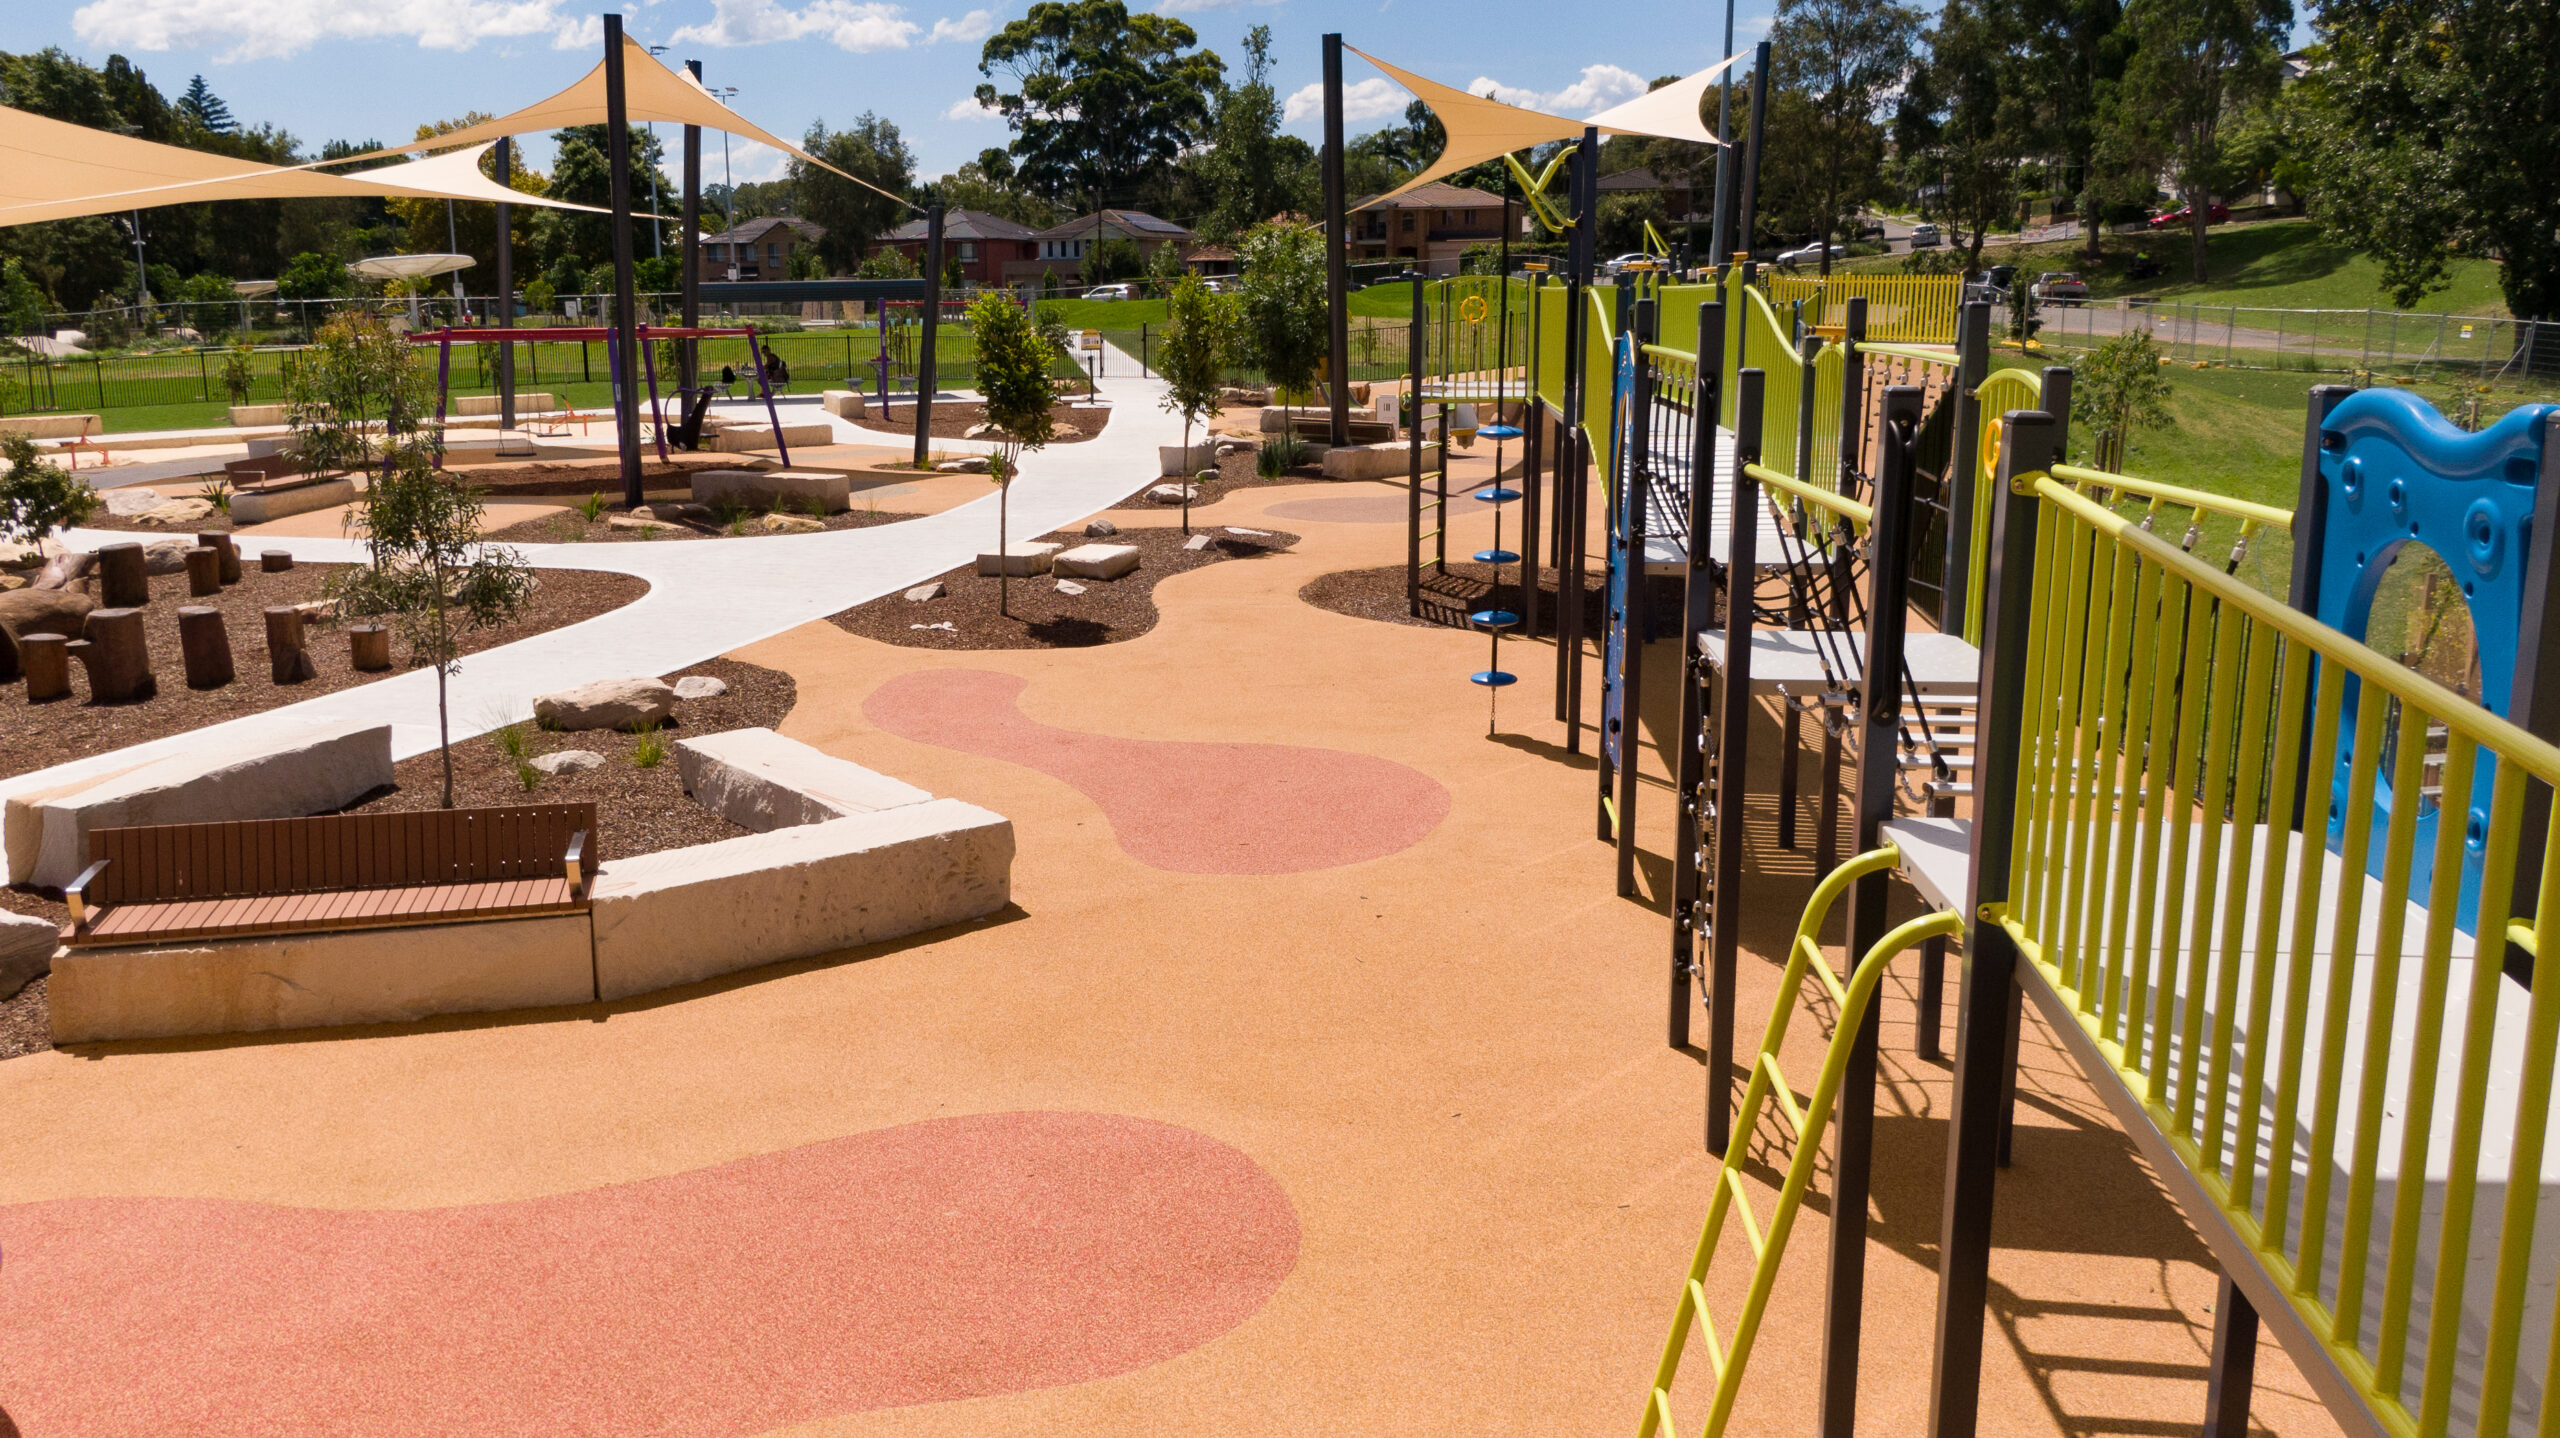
{"left": 1640, "top": 845, "right": 1964, "bottom": 1438}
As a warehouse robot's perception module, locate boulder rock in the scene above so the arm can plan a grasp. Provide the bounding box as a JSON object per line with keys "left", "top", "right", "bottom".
{"left": 692, "top": 468, "right": 849, "bottom": 514}
{"left": 1055, "top": 579, "right": 1087, "bottom": 595}
{"left": 935, "top": 456, "right": 992, "bottom": 474}
{"left": 1054, "top": 543, "right": 1140, "bottom": 580}
{"left": 101, "top": 486, "right": 166, "bottom": 517}
{"left": 138, "top": 497, "right": 217, "bottom": 526}
{"left": 964, "top": 422, "right": 1005, "bottom": 440}
{"left": 1148, "top": 483, "right": 1196, "bottom": 504}
{"left": 0, "top": 588, "right": 97, "bottom": 679}
{"left": 1083, "top": 517, "right": 1119, "bottom": 538}
{"left": 534, "top": 677, "right": 677, "bottom": 732}
{"left": 975, "top": 542, "right": 1061, "bottom": 577}
{"left": 638, "top": 502, "right": 715, "bottom": 525}
{"left": 752, "top": 512, "right": 824, "bottom": 534}
{"left": 608, "top": 514, "right": 680, "bottom": 533}
{"left": 0, "top": 908, "right": 53, "bottom": 1001}
{"left": 528, "top": 749, "right": 605, "bottom": 775}
{"left": 903, "top": 582, "right": 945, "bottom": 602}
{"left": 1184, "top": 533, "right": 1215, "bottom": 551}
{"left": 139, "top": 538, "right": 194, "bottom": 575}
{"left": 0, "top": 576, "right": 22, "bottom": 592}
{"left": 672, "top": 675, "right": 728, "bottom": 700}
{"left": 1226, "top": 526, "right": 1271, "bottom": 537}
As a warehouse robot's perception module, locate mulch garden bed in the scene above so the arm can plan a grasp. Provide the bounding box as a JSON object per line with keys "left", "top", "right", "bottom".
{"left": 78, "top": 501, "right": 237, "bottom": 536}
{"left": 1108, "top": 443, "right": 1328, "bottom": 515}
{"left": 832, "top": 524, "right": 1300, "bottom": 650}
{"left": 482, "top": 505, "right": 929, "bottom": 545}
{"left": 452, "top": 454, "right": 747, "bottom": 499}
{"left": 1299, "top": 560, "right": 1608, "bottom": 635}
{"left": 861, "top": 399, "right": 1103, "bottom": 444}
{"left": 0, "top": 562, "right": 649, "bottom": 781}
{"left": 0, "top": 655, "right": 797, "bottom": 1060}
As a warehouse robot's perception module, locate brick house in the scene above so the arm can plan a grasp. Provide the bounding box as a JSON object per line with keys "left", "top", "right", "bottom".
{"left": 1348, "top": 182, "right": 1517, "bottom": 275}
{"left": 871, "top": 209, "right": 1041, "bottom": 286}
{"left": 1002, "top": 210, "right": 1195, "bottom": 287}
{"left": 696, "top": 216, "right": 826, "bottom": 283}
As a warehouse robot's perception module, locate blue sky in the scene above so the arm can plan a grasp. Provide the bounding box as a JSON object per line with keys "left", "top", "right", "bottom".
{"left": 19, "top": 0, "right": 1781, "bottom": 184}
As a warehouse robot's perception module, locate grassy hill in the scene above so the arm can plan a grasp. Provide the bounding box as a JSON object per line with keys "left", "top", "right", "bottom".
{"left": 1847, "top": 218, "right": 2513, "bottom": 316}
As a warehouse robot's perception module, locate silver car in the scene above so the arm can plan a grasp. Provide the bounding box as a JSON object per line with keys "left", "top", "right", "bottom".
{"left": 1909, "top": 223, "right": 1942, "bottom": 249}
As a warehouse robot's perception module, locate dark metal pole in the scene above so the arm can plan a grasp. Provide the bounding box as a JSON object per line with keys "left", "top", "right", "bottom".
{"left": 2202, "top": 1275, "right": 2262, "bottom": 1438}
{"left": 1821, "top": 382, "right": 1923, "bottom": 1438}
{"left": 1407, "top": 270, "right": 1425, "bottom": 616}
{"left": 1709, "top": 0, "right": 1739, "bottom": 266}
{"left": 494, "top": 137, "right": 516, "bottom": 431}
{"left": 1521, "top": 271, "right": 1545, "bottom": 640}
{"left": 1928, "top": 408, "right": 2060, "bottom": 1438}
{"left": 1560, "top": 126, "right": 1601, "bottom": 748}
{"left": 1737, "top": 44, "right": 1771, "bottom": 265}
{"left": 1939, "top": 300, "right": 1993, "bottom": 633}
{"left": 915, "top": 204, "right": 945, "bottom": 467}
{"left": 1670, "top": 298, "right": 1724, "bottom": 1056}
{"left": 1322, "top": 34, "right": 1352, "bottom": 447}
{"left": 681, "top": 60, "right": 703, "bottom": 395}
{"left": 1610, "top": 296, "right": 1655, "bottom": 896}
{"left": 1707, "top": 366, "right": 1765, "bottom": 1156}
{"left": 603, "top": 15, "right": 644, "bottom": 510}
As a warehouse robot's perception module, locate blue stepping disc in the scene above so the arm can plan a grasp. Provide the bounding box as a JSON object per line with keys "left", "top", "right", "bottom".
{"left": 1473, "top": 548, "right": 1520, "bottom": 564}
{"left": 1469, "top": 609, "right": 1520, "bottom": 628}
{"left": 1474, "top": 486, "right": 1523, "bottom": 503}
{"left": 1471, "top": 669, "right": 1519, "bottom": 687}
{"left": 1479, "top": 424, "right": 1523, "bottom": 440}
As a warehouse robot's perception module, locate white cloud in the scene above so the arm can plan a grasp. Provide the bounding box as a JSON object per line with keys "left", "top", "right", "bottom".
{"left": 1468, "top": 63, "right": 1648, "bottom": 117}
{"left": 669, "top": 0, "right": 917, "bottom": 50}
{"left": 71, "top": 0, "right": 591, "bottom": 61}
{"left": 551, "top": 13, "right": 602, "bottom": 49}
{"left": 929, "top": 7, "right": 995, "bottom": 40}
{"left": 1154, "top": 0, "right": 1283, "bottom": 12}
{"left": 943, "top": 94, "right": 1002, "bottom": 122}
{"left": 1282, "top": 76, "right": 1411, "bottom": 125}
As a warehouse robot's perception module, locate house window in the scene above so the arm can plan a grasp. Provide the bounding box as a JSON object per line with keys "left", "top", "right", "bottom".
{"left": 958, "top": 242, "right": 978, "bottom": 261}
{"left": 766, "top": 242, "right": 780, "bottom": 262}
{"left": 708, "top": 243, "right": 727, "bottom": 260}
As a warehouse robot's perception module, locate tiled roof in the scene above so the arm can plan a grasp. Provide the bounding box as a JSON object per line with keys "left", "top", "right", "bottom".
{"left": 881, "top": 209, "right": 1040, "bottom": 243}
{"left": 1351, "top": 182, "right": 1504, "bottom": 211}
{"left": 1028, "top": 209, "right": 1193, "bottom": 242}
{"left": 700, "top": 215, "right": 825, "bottom": 245}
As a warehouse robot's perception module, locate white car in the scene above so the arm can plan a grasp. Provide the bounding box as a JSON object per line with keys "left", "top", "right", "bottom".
{"left": 1908, "top": 223, "right": 1942, "bottom": 249}
{"left": 1603, "top": 252, "right": 1658, "bottom": 277}
{"left": 1773, "top": 242, "right": 1842, "bottom": 267}
{"left": 1082, "top": 283, "right": 1135, "bottom": 301}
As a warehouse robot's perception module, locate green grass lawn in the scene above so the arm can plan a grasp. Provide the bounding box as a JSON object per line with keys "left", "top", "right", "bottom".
{"left": 1848, "top": 218, "right": 2514, "bottom": 315}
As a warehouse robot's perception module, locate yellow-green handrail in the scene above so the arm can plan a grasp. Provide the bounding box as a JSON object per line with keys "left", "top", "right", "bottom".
{"left": 1745, "top": 460, "right": 1873, "bottom": 530}
{"left": 1992, "top": 463, "right": 2560, "bottom": 1438}
{"left": 1640, "top": 845, "right": 1964, "bottom": 1438}
{"left": 2048, "top": 463, "right": 2296, "bottom": 533}
{"left": 1764, "top": 273, "right": 1963, "bottom": 344}
{"left": 1961, "top": 367, "right": 2047, "bottom": 644}
{"left": 1852, "top": 340, "right": 1960, "bottom": 368}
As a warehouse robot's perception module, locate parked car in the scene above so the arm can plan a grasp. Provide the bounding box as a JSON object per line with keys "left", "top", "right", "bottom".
{"left": 1773, "top": 241, "right": 1842, "bottom": 268}
{"left": 1603, "top": 252, "right": 1661, "bottom": 277}
{"left": 1908, "top": 222, "right": 1942, "bottom": 249}
{"left": 2030, "top": 271, "right": 2091, "bottom": 306}
{"left": 1082, "top": 283, "right": 1136, "bottom": 301}
{"left": 2148, "top": 202, "right": 2230, "bottom": 229}
{"left": 1856, "top": 219, "right": 1887, "bottom": 240}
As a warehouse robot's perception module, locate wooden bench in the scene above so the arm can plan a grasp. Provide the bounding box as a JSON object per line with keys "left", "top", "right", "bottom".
{"left": 61, "top": 804, "right": 595, "bottom": 949}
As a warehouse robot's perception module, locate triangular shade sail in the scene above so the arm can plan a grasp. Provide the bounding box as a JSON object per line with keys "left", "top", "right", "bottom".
{"left": 346, "top": 36, "right": 912, "bottom": 210}
{"left": 0, "top": 106, "right": 608, "bottom": 227}
{"left": 1347, "top": 47, "right": 1734, "bottom": 208}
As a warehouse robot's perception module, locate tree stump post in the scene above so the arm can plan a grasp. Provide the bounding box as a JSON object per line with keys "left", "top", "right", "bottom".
{"left": 263, "top": 605, "right": 317, "bottom": 683}
{"left": 70, "top": 607, "right": 154, "bottom": 701}
{"left": 198, "top": 532, "right": 242, "bottom": 584}
{"left": 184, "top": 546, "right": 221, "bottom": 597}
{"left": 261, "top": 550, "right": 293, "bottom": 574}
{"left": 348, "top": 624, "right": 392, "bottom": 672}
{"left": 20, "top": 632, "right": 70, "bottom": 702}
{"left": 177, "top": 606, "right": 235, "bottom": 689}
{"left": 97, "top": 543, "right": 149, "bottom": 607}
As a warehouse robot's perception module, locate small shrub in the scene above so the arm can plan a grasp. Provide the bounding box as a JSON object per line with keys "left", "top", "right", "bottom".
{"left": 194, "top": 476, "right": 232, "bottom": 514}
{"left": 1257, "top": 435, "right": 1306, "bottom": 478}
{"left": 0, "top": 433, "right": 101, "bottom": 543}
{"left": 514, "top": 759, "right": 542, "bottom": 792}
{"left": 491, "top": 720, "right": 529, "bottom": 760}
{"left": 631, "top": 723, "right": 667, "bottom": 769}
{"left": 576, "top": 492, "right": 609, "bottom": 522}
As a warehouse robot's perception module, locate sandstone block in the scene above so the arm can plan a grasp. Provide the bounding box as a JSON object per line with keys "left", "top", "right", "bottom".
{"left": 975, "top": 542, "right": 1060, "bottom": 577}
{"left": 675, "top": 726, "right": 932, "bottom": 834}
{"left": 752, "top": 512, "right": 824, "bottom": 534}
{"left": 5, "top": 720, "right": 394, "bottom": 889}
{"left": 691, "top": 468, "right": 849, "bottom": 514}
{"left": 709, "top": 421, "right": 832, "bottom": 454}
{"left": 0, "top": 908, "right": 54, "bottom": 1001}
{"left": 608, "top": 514, "right": 680, "bottom": 533}
{"left": 820, "top": 389, "right": 866, "bottom": 419}
{"left": 589, "top": 800, "right": 1012, "bottom": 1002}
{"left": 138, "top": 497, "right": 217, "bottom": 526}
{"left": 48, "top": 914, "right": 596, "bottom": 1043}
{"left": 1321, "top": 439, "right": 1436, "bottom": 481}
{"left": 101, "top": 486, "right": 167, "bottom": 517}
{"left": 671, "top": 675, "right": 728, "bottom": 700}
{"left": 227, "top": 403, "right": 289, "bottom": 427}
{"left": 534, "top": 677, "right": 676, "bottom": 732}
{"left": 528, "top": 750, "right": 605, "bottom": 775}
{"left": 1083, "top": 517, "right": 1119, "bottom": 537}
{"left": 229, "top": 474, "right": 357, "bottom": 526}
{"left": 903, "top": 582, "right": 944, "bottom": 602}
{"left": 1147, "top": 483, "right": 1195, "bottom": 504}
{"left": 1053, "top": 543, "right": 1140, "bottom": 580}
{"left": 1158, "top": 441, "right": 1218, "bottom": 476}
{"left": 449, "top": 392, "right": 557, "bottom": 416}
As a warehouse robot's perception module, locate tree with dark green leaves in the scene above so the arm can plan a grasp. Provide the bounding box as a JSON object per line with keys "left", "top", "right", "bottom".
{"left": 1235, "top": 222, "right": 1328, "bottom": 435}
{"left": 1769, "top": 0, "right": 1926, "bottom": 274}
{"left": 793, "top": 115, "right": 915, "bottom": 274}
{"left": 2002, "top": 0, "right": 2133, "bottom": 262}
{"left": 2287, "top": 0, "right": 2559, "bottom": 319}
{"left": 278, "top": 251, "right": 351, "bottom": 302}
{"left": 0, "top": 433, "right": 100, "bottom": 544}
{"left": 931, "top": 158, "right": 1060, "bottom": 229}
{"left": 969, "top": 291, "right": 1060, "bottom": 618}
{"left": 974, "top": 0, "right": 1224, "bottom": 209}
{"left": 0, "top": 259, "right": 47, "bottom": 336}
{"left": 175, "top": 75, "right": 235, "bottom": 134}
{"left": 1157, "top": 274, "right": 1234, "bottom": 534}
{"left": 1902, "top": 0, "right": 2037, "bottom": 274}
{"left": 542, "top": 124, "right": 671, "bottom": 266}
{"left": 2103, "top": 0, "right": 2291, "bottom": 282}
{"left": 1198, "top": 26, "right": 1311, "bottom": 240}
{"left": 2072, "top": 327, "right": 2174, "bottom": 470}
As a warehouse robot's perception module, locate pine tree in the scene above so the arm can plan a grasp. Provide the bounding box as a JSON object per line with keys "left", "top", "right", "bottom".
{"left": 176, "top": 76, "right": 236, "bottom": 135}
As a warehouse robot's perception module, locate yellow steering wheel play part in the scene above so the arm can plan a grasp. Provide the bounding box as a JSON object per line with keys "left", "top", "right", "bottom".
{"left": 1458, "top": 295, "right": 1489, "bottom": 323}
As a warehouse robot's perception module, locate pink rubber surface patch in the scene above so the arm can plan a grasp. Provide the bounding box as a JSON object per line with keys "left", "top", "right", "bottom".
{"left": 0, "top": 1112, "right": 1298, "bottom": 1438}
{"left": 866, "top": 668, "right": 1450, "bottom": 873}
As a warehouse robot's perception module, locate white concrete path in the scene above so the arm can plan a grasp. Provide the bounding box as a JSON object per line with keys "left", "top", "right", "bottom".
{"left": 2, "top": 345, "right": 1176, "bottom": 803}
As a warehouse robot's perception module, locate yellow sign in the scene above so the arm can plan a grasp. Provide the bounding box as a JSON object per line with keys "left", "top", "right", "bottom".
{"left": 1458, "top": 295, "right": 1489, "bottom": 323}
{"left": 1078, "top": 330, "right": 1102, "bottom": 350}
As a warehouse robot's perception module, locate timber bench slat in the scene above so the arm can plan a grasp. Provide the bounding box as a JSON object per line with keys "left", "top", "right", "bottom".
{"left": 62, "top": 804, "right": 596, "bottom": 949}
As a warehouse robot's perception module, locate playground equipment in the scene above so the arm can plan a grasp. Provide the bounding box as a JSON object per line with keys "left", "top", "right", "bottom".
{"left": 1469, "top": 422, "right": 1526, "bottom": 733}
{"left": 410, "top": 324, "right": 790, "bottom": 465}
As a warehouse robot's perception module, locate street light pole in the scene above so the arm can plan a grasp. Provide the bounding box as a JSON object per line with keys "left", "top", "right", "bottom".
{"left": 647, "top": 44, "right": 671, "bottom": 261}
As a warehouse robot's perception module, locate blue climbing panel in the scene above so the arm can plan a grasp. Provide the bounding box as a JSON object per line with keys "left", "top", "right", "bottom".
{"left": 1601, "top": 334, "right": 1638, "bottom": 773}
{"left": 2309, "top": 389, "right": 2556, "bottom": 931}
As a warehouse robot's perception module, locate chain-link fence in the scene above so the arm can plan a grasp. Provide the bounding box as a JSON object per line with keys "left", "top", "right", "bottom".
{"left": 2032, "top": 300, "right": 2560, "bottom": 392}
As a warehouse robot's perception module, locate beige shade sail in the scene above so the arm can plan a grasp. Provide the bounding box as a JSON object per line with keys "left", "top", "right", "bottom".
{"left": 342, "top": 35, "right": 913, "bottom": 211}
{"left": 0, "top": 106, "right": 610, "bottom": 228}
{"left": 1347, "top": 47, "right": 1734, "bottom": 208}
